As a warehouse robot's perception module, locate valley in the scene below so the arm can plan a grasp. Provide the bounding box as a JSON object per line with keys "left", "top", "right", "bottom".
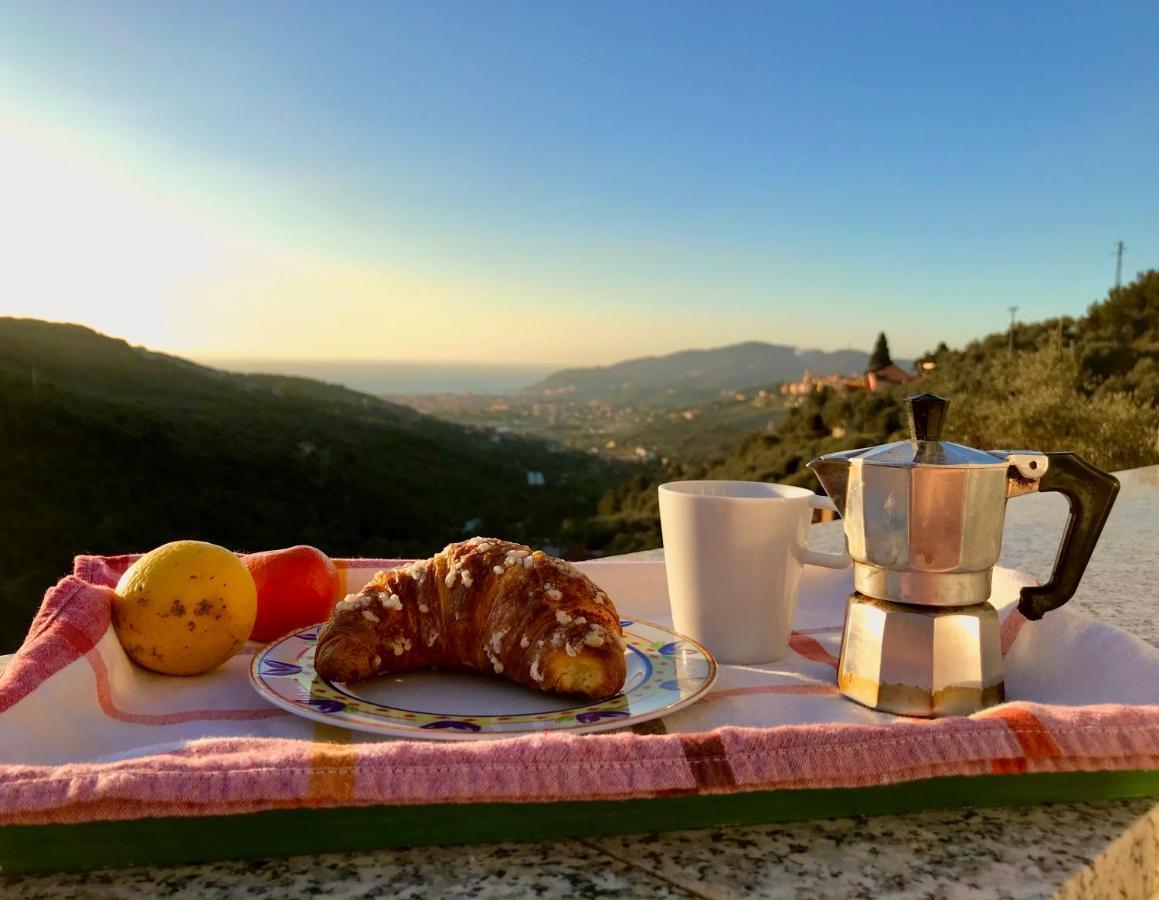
{"left": 392, "top": 386, "right": 786, "bottom": 464}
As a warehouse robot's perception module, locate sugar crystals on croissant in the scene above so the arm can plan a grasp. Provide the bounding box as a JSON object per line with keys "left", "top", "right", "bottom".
{"left": 314, "top": 538, "right": 627, "bottom": 700}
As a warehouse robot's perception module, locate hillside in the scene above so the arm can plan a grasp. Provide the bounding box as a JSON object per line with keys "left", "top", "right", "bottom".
{"left": 529, "top": 341, "right": 910, "bottom": 405}
{"left": 0, "top": 319, "right": 624, "bottom": 651}
{"left": 568, "top": 272, "right": 1159, "bottom": 556}
{"left": 1, "top": 319, "right": 426, "bottom": 423}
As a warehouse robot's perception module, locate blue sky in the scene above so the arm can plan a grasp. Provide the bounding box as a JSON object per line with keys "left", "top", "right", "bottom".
{"left": 0, "top": 2, "right": 1155, "bottom": 364}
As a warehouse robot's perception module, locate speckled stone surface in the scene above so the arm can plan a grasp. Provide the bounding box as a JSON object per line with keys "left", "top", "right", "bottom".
{"left": 583, "top": 799, "right": 1159, "bottom": 900}
{"left": 2, "top": 839, "right": 698, "bottom": 899}
{"left": 2, "top": 467, "right": 1156, "bottom": 898}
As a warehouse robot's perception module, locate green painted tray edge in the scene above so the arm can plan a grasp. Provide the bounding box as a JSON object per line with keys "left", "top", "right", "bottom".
{"left": 1, "top": 770, "right": 1156, "bottom": 875}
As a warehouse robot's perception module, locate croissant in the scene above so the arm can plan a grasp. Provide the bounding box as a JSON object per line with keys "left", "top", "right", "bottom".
{"left": 314, "top": 538, "right": 627, "bottom": 700}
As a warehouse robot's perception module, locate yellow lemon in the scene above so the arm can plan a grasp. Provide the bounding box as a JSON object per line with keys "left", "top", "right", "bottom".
{"left": 113, "top": 540, "right": 257, "bottom": 676}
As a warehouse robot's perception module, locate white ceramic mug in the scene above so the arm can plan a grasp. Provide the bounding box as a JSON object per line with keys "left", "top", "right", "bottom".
{"left": 658, "top": 481, "right": 851, "bottom": 664}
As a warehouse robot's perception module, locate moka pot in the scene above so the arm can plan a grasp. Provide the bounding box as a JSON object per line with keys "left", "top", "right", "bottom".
{"left": 807, "top": 393, "right": 1119, "bottom": 716}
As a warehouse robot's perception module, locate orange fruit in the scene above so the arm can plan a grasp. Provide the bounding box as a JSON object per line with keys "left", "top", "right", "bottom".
{"left": 243, "top": 545, "right": 340, "bottom": 642}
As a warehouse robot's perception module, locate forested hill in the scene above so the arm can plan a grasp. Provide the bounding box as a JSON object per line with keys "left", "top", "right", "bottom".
{"left": 0, "top": 319, "right": 622, "bottom": 651}
{"left": 530, "top": 341, "right": 911, "bottom": 404}
{"left": 0, "top": 318, "right": 422, "bottom": 421}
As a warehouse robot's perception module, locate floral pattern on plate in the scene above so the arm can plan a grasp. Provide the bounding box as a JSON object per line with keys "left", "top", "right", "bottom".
{"left": 250, "top": 619, "right": 716, "bottom": 739}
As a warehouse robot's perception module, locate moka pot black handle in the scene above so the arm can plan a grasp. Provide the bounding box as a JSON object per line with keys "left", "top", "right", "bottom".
{"left": 1017, "top": 452, "right": 1120, "bottom": 621}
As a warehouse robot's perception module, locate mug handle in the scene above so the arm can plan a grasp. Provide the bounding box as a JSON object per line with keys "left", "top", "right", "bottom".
{"left": 798, "top": 495, "right": 853, "bottom": 569}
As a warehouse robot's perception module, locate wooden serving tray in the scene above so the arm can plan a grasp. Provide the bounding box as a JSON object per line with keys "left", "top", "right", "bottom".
{"left": 2, "top": 771, "right": 1156, "bottom": 874}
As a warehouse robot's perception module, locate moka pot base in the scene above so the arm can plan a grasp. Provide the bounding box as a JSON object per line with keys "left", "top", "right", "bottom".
{"left": 836, "top": 591, "right": 1005, "bottom": 718}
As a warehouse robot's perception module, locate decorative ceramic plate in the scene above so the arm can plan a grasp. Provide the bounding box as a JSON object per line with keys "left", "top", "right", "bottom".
{"left": 250, "top": 618, "right": 717, "bottom": 740}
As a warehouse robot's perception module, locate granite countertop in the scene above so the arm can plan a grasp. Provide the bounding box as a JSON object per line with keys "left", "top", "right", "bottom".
{"left": 4, "top": 467, "right": 1157, "bottom": 899}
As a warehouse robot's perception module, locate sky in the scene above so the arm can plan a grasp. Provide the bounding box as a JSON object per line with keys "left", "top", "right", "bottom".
{"left": 0, "top": 2, "right": 1156, "bottom": 366}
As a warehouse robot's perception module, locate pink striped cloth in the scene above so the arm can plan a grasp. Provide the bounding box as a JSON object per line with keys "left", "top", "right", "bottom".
{"left": 0, "top": 554, "right": 1156, "bottom": 826}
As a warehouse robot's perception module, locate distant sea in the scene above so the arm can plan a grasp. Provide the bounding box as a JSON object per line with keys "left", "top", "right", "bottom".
{"left": 194, "top": 358, "right": 554, "bottom": 396}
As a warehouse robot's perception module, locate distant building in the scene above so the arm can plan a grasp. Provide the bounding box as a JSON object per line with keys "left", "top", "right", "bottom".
{"left": 780, "top": 369, "right": 814, "bottom": 396}
{"left": 866, "top": 363, "right": 916, "bottom": 392}
{"left": 780, "top": 369, "right": 868, "bottom": 396}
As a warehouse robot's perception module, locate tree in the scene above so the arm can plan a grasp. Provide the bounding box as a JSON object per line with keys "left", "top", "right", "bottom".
{"left": 923, "top": 344, "right": 1157, "bottom": 472}
{"left": 868, "top": 332, "right": 893, "bottom": 371}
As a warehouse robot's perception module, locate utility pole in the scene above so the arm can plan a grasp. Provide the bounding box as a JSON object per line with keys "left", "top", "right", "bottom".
{"left": 1114, "top": 241, "right": 1125, "bottom": 290}
{"left": 1007, "top": 306, "right": 1018, "bottom": 356}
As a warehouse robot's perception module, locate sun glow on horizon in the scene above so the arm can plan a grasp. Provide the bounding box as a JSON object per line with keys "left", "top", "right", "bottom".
{"left": 1, "top": 106, "right": 813, "bottom": 367}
